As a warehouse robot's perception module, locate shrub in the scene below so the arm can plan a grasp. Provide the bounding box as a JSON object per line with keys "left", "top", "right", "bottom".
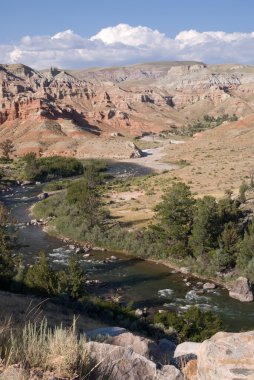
{"left": 57, "top": 256, "right": 86, "bottom": 300}
{"left": 154, "top": 306, "right": 223, "bottom": 342}
{"left": 239, "top": 180, "right": 249, "bottom": 203}
{"left": 24, "top": 252, "right": 57, "bottom": 295}
{"left": 21, "top": 154, "right": 84, "bottom": 181}
{"left": 0, "top": 139, "right": 15, "bottom": 160}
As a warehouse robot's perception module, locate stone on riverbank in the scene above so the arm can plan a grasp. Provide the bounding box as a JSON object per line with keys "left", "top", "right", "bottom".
{"left": 38, "top": 192, "right": 48, "bottom": 200}
{"left": 203, "top": 282, "right": 216, "bottom": 290}
{"left": 21, "top": 180, "right": 34, "bottom": 186}
{"left": 179, "top": 267, "right": 190, "bottom": 274}
{"left": 229, "top": 276, "right": 254, "bottom": 302}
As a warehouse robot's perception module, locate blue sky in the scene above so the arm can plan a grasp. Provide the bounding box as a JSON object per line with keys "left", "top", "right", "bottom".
{"left": 1, "top": 0, "right": 254, "bottom": 68}
{"left": 2, "top": 0, "right": 253, "bottom": 42}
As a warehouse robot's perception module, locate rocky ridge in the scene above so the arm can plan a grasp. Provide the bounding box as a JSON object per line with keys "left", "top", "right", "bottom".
{"left": 1, "top": 328, "right": 251, "bottom": 380}
{"left": 1, "top": 61, "right": 254, "bottom": 157}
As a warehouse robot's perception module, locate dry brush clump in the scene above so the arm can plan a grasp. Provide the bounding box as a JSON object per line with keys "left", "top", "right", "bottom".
{"left": 0, "top": 317, "right": 91, "bottom": 379}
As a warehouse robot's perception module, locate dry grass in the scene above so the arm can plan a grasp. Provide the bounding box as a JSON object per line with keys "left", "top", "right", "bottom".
{"left": 0, "top": 290, "right": 106, "bottom": 331}
{"left": 105, "top": 115, "right": 254, "bottom": 229}
{"left": 1, "top": 317, "right": 90, "bottom": 379}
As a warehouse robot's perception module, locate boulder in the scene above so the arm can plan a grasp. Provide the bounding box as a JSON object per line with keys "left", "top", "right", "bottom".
{"left": 75, "top": 247, "right": 85, "bottom": 254}
{"left": 110, "top": 255, "right": 118, "bottom": 260}
{"left": 182, "top": 359, "right": 197, "bottom": 380}
{"left": 38, "top": 192, "right": 48, "bottom": 200}
{"left": 135, "top": 308, "right": 144, "bottom": 317}
{"left": 154, "top": 338, "right": 176, "bottom": 363}
{"left": 203, "top": 282, "right": 216, "bottom": 290}
{"left": 85, "top": 341, "right": 183, "bottom": 380}
{"left": 0, "top": 367, "right": 25, "bottom": 380}
{"left": 85, "top": 326, "right": 127, "bottom": 339}
{"left": 85, "top": 328, "right": 176, "bottom": 364}
{"left": 106, "top": 331, "right": 155, "bottom": 359}
{"left": 229, "top": 276, "right": 253, "bottom": 302}
{"left": 180, "top": 267, "right": 190, "bottom": 274}
{"left": 21, "top": 180, "right": 34, "bottom": 186}
{"left": 174, "top": 342, "right": 201, "bottom": 358}
{"left": 197, "top": 331, "right": 254, "bottom": 379}
{"left": 128, "top": 142, "right": 143, "bottom": 158}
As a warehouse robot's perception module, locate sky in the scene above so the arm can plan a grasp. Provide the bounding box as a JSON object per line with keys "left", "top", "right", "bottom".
{"left": 1, "top": 0, "right": 254, "bottom": 69}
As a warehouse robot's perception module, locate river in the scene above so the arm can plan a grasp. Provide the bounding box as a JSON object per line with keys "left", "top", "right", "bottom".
{"left": 2, "top": 161, "right": 254, "bottom": 332}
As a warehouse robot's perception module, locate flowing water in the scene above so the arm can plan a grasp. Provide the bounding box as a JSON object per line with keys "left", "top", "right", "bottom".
{"left": 2, "top": 162, "right": 254, "bottom": 332}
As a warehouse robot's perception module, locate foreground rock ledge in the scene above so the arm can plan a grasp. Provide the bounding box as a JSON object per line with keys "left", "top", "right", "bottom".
{"left": 85, "top": 341, "right": 183, "bottom": 380}
{"left": 197, "top": 331, "right": 254, "bottom": 380}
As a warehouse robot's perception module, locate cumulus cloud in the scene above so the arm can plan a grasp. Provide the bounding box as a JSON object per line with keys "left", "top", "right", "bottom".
{"left": 90, "top": 23, "right": 170, "bottom": 47}
{"left": 1, "top": 24, "right": 254, "bottom": 69}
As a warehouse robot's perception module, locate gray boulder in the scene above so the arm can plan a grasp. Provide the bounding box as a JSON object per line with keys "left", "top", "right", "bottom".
{"left": 21, "top": 180, "right": 34, "bottom": 186}
{"left": 179, "top": 267, "right": 189, "bottom": 274}
{"left": 155, "top": 338, "right": 177, "bottom": 363}
{"left": 106, "top": 331, "right": 155, "bottom": 358}
{"left": 203, "top": 282, "right": 216, "bottom": 290}
{"left": 85, "top": 326, "right": 127, "bottom": 339}
{"left": 85, "top": 328, "right": 176, "bottom": 364}
{"left": 85, "top": 341, "right": 183, "bottom": 380}
{"left": 38, "top": 192, "right": 49, "bottom": 200}
{"left": 229, "top": 276, "right": 254, "bottom": 302}
{"left": 197, "top": 331, "right": 254, "bottom": 379}
{"left": 128, "top": 142, "right": 143, "bottom": 158}
{"left": 174, "top": 342, "right": 201, "bottom": 358}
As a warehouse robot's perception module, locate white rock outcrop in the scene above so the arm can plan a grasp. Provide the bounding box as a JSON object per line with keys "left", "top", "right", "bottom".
{"left": 197, "top": 331, "right": 254, "bottom": 379}
{"left": 174, "top": 342, "right": 201, "bottom": 358}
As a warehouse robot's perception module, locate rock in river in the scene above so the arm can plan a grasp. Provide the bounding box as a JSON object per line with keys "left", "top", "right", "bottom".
{"left": 203, "top": 282, "right": 216, "bottom": 290}
{"left": 229, "top": 276, "right": 253, "bottom": 302}
{"left": 38, "top": 192, "right": 48, "bottom": 200}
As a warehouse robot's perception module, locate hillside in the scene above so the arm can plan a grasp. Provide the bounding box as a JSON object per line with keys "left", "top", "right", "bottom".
{"left": 1, "top": 61, "right": 254, "bottom": 157}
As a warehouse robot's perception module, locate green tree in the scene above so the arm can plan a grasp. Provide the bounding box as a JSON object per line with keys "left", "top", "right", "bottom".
{"left": 24, "top": 252, "right": 57, "bottom": 295}
{"left": 216, "top": 222, "right": 239, "bottom": 270}
{"left": 22, "top": 152, "right": 41, "bottom": 181}
{"left": 239, "top": 181, "right": 249, "bottom": 203}
{"left": 189, "top": 196, "right": 220, "bottom": 257}
{"left": 66, "top": 177, "right": 104, "bottom": 230}
{"left": 0, "top": 139, "right": 15, "bottom": 160}
{"left": 155, "top": 182, "right": 195, "bottom": 256}
{"left": 154, "top": 306, "right": 222, "bottom": 342}
{"left": 57, "top": 256, "right": 86, "bottom": 300}
{"left": 217, "top": 195, "right": 241, "bottom": 225}
{"left": 237, "top": 222, "right": 254, "bottom": 273}
{"left": 0, "top": 203, "right": 16, "bottom": 285}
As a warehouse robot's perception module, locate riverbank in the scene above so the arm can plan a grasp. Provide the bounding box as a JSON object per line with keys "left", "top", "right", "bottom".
{"left": 31, "top": 198, "right": 229, "bottom": 294}
{"left": 3, "top": 163, "right": 254, "bottom": 331}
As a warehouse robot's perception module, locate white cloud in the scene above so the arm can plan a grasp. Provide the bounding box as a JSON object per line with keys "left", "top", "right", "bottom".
{"left": 1, "top": 24, "right": 254, "bottom": 69}
{"left": 90, "top": 23, "right": 169, "bottom": 47}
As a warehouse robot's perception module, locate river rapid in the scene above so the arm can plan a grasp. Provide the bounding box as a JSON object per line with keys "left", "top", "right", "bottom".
{"left": 2, "top": 161, "right": 254, "bottom": 332}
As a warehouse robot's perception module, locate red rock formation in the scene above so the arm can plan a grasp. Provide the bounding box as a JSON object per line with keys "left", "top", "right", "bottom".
{"left": 1, "top": 61, "right": 254, "bottom": 157}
